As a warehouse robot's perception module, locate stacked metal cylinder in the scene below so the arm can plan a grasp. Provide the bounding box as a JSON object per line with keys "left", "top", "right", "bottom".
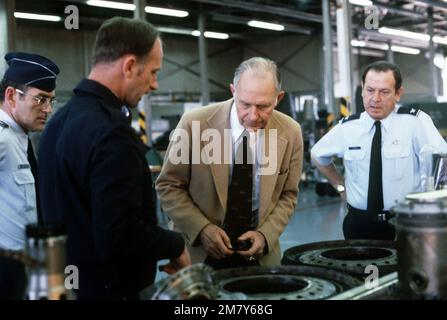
{"left": 392, "top": 190, "right": 447, "bottom": 299}
{"left": 25, "top": 224, "right": 68, "bottom": 300}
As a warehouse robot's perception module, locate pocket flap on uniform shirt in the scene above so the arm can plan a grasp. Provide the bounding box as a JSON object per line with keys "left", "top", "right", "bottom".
{"left": 13, "top": 169, "right": 35, "bottom": 185}
{"left": 383, "top": 145, "right": 411, "bottom": 159}
{"left": 344, "top": 148, "right": 366, "bottom": 160}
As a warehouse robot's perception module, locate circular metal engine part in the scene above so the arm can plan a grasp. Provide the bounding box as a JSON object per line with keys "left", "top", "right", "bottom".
{"left": 142, "top": 263, "right": 219, "bottom": 300}
{"left": 282, "top": 240, "right": 397, "bottom": 278}
{"left": 215, "top": 265, "right": 361, "bottom": 300}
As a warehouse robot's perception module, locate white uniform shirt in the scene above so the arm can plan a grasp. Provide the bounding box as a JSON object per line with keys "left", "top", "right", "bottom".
{"left": 311, "top": 106, "right": 447, "bottom": 211}
{"left": 0, "top": 108, "right": 37, "bottom": 251}
{"left": 230, "top": 103, "right": 261, "bottom": 211}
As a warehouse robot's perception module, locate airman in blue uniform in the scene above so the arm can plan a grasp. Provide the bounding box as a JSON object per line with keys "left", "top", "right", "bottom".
{"left": 0, "top": 52, "right": 59, "bottom": 299}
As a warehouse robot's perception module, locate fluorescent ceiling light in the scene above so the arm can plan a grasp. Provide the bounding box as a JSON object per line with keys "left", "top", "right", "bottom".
{"left": 391, "top": 45, "right": 420, "bottom": 55}
{"left": 145, "top": 6, "right": 188, "bottom": 18}
{"left": 434, "top": 36, "right": 447, "bottom": 45}
{"left": 159, "top": 28, "right": 229, "bottom": 39}
{"left": 203, "top": 31, "right": 229, "bottom": 40}
{"left": 351, "top": 39, "right": 388, "bottom": 50}
{"left": 87, "top": 1, "right": 189, "bottom": 17}
{"left": 379, "top": 27, "right": 430, "bottom": 41}
{"left": 86, "top": 0, "right": 134, "bottom": 11}
{"left": 349, "top": 0, "right": 373, "bottom": 6}
{"left": 14, "top": 12, "right": 61, "bottom": 22}
{"left": 192, "top": 30, "right": 229, "bottom": 40}
{"left": 379, "top": 27, "right": 447, "bottom": 46}
{"left": 247, "top": 20, "right": 284, "bottom": 31}
{"left": 351, "top": 40, "right": 366, "bottom": 47}
{"left": 434, "top": 53, "right": 445, "bottom": 69}
{"left": 366, "top": 42, "right": 390, "bottom": 50}
{"left": 158, "top": 27, "right": 193, "bottom": 36}
{"left": 351, "top": 39, "right": 420, "bottom": 55}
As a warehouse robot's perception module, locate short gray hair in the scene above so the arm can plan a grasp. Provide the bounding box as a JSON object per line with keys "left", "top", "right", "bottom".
{"left": 233, "top": 57, "right": 282, "bottom": 92}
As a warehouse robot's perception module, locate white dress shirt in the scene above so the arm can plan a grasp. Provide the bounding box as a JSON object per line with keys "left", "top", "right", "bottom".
{"left": 229, "top": 103, "right": 262, "bottom": 211}
{"left": 0, "top": 108, "right": 37, "bottom": 251}
{"left": 311, "top": 106, "right": 447, "bottom": 211}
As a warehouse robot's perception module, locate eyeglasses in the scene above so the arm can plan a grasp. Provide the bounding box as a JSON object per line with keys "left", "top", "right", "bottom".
{"left": 15, "top": 89, "right": 57, "bottom": 107}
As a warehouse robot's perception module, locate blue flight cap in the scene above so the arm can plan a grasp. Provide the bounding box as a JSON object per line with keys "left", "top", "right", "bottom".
{"left": 3, "top": 52, "right": 60, "bottom": 92}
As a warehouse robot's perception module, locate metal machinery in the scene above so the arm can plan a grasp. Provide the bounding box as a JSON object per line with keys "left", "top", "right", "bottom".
{"left": 392, "top": 190, "right": 447, "bottom": 299}
{"left": 25, "top": 224, "right": 70, "bottom": 300}
{"left": 0, "top": 224, "right": 70, "bottom": 300}
{"left": 145, "top": 189, "right": 447, "bottom": 300}
{"left": 330, "top": 272, "right": 399, "bottom": 300}
{"left": 214, "top": 265, "right": 360, "bottom": 300}
{"left": 330, "top": 190, "right": 447, "bottom": 300}
{"left": 141, "top": 264, "right": 220, "bottom": 300}
{"left": 281, "top": 240, "right": 397, "bottom": 280}
{"left": 142, "top": 263, "right": 360, "bottom": 300}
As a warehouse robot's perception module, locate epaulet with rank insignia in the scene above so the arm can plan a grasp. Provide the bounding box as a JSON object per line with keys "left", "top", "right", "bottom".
{"left": 0, "top": 120, "right": 9, "bottom": 128}
{"left": 341, "top": 113, "right": 361, "bottom": 124}
{"left": 397, "top": 106, "right": 421, "bottom": 117}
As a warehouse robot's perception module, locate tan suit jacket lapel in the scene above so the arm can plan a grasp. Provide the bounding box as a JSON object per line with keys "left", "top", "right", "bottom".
{"left": 204, "top": 99, "right": 232, "bottom": 211}
{"left": 259, "top": 114, "right": 287, "bottom": 223}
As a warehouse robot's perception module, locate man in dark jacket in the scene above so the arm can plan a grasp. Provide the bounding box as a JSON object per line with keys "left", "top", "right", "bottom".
{"left": 38, "top": 17, "right": 190, "bottom": 300}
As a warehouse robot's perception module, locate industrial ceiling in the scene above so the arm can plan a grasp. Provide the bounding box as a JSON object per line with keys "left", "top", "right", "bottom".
{"left": 11, "top": 0, "right": 447, "bottom": 51}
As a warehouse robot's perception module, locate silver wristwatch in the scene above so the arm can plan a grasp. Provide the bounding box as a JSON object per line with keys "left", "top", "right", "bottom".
{"left": 335, "top": 184, "right": 345, "bottom": 194}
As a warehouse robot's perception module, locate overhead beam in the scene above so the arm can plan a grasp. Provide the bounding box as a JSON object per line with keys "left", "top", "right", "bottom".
{"left": 373, "top": 3, "right": 430, "bottom": 19}
{"left": 415, "top": 0, "right": 447, "bottom": 10}
{"left": 191, "top": 0, "right": 447, "bottom": 32}
{"left": 189, "top": 0, "right": 323, "bottom": 23}
{"left": 352, "top": 1, "right": 445, "bottom": 20}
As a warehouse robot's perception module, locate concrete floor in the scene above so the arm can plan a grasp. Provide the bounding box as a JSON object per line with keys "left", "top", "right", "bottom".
{"left": 154, "top": 184, "right": 346, "bottom": 283}
{"left": 280, "top": 184, "right": 345, "bottom": 255}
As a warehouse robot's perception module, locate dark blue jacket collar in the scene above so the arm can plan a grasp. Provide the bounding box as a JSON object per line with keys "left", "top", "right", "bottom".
{"left": 74, "top": 78, "right": 123, "bottom": 109}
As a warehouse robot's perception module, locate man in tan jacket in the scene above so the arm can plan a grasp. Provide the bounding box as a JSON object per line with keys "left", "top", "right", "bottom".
{"left": 156, "top": 57, "right": 303, "bottom": 268}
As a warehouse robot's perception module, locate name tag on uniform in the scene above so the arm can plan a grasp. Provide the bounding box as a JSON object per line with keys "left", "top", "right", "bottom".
{"left": 348, "top": 146, "right": 361, "bottom": 150}
{"left": 18, "top": 164, "right": 30, "bottom": 169}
